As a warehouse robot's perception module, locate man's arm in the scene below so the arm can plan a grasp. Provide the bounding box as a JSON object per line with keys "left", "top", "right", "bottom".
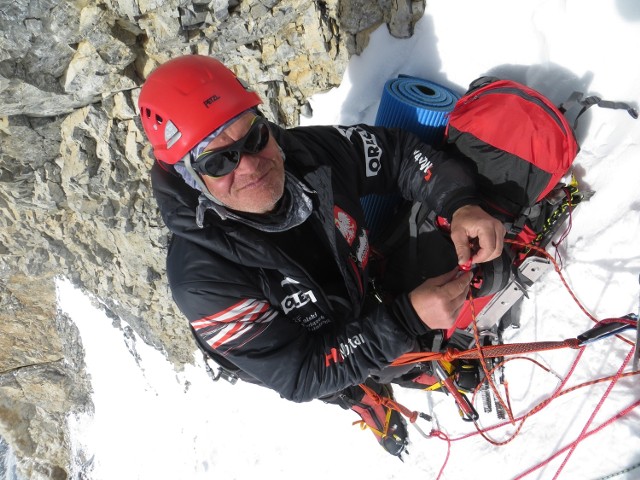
{"left": 309, "top": 125, "right": 506, "bottom": 329}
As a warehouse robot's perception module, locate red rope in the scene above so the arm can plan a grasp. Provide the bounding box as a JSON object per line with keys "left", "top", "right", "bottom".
{"left": 463, "top": 347, "right": 587, "bottom": 447}
{"left": 513, "top": 401, "right": 640, "bottom": 480}
{"left": 505, "top": 239, "right": 635, "bottom": 350}
{"left": 394, "top": 238, "right": 638, "bottom": 478}
{"left": 453, "top": 367, "right": 640, "bottom": 444}
{"left": 428, "top": 430, "right": 452, "bottom": 480}
{"left": 513, "top": 360, "right": 639, "bottom": 479}
{"left": 551, "top": 347, "right": 635, "bottom": 479}
{"left": 505, "top": 239, "right": 599, "bottom": 323}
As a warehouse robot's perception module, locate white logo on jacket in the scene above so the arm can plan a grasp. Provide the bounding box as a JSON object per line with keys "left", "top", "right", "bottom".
{"left": 340, "top": 333, "right": 366, "bottom": 358}
{"left": 334, "top": 206, "right": 357, "bottom": 245}
{"left": 413, "top": 148, "right": 434, "bottom": 181}
{"left": 281, "top": 290, "right": 318, "bottom": 314}
{"left": 335, "top": 126, "right": 382, "bottom": 177}
{"left": 325, "top": 333, "right": 367, "bottom": 366}
{"left": 280, "top": 276, "right": 318, "bottom": 314}
{"left": 356, "top": 231, "right": 369, "bottom": 267}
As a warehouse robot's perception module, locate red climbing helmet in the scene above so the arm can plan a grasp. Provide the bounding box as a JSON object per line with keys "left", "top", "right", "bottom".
{"left": 138, "top": 55, "right": 262, "bottom": 164}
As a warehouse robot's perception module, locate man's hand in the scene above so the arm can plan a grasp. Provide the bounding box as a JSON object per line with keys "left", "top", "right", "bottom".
{"left": 408, "top": 268, "right": 473, "bottom": 330}
{"left": 450, "top": 204, "right": 506, "bottom": 266}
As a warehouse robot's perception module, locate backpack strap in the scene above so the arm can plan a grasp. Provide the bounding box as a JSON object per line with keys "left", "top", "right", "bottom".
{"left": 193, "top": 329, "right": 243, "bottom": 384}
{"left": 559, "top": 91, "right": 638, "bottom": 129}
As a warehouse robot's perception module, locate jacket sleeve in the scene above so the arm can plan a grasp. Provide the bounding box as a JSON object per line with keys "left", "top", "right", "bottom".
{"left": 167, "top": 236, "right": 424, "bottom": 403}
{"left": 291, "top": 124, "right": 479, "bottom": 220}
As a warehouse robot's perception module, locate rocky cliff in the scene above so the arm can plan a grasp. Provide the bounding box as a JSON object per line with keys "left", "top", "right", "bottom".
{"left": 0, "top": 0, "right": 424, "bottom": 478}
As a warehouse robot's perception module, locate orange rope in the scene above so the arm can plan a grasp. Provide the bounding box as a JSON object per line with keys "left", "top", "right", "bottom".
{"left": 392, "top": 237, "right": 634, "bottom": 368}
{"left": 455, "top": 366, "right": 640, "bottom": 444}
{"left": 508, "top": 238, "right": 599, "bottom": 321}
{"left": 390, "top": 237, "right": 638, "bottom": 477}
{"left": 391, "top": 338, "right": 582, "bottom": 367}
{"left": 358, "top": 382, "right": 420, "bottom": 424}
{"left": 506, "top": 239, "right": 636, "bottom": 350}
{"left": 470, "top": 309, "right": 512, "bottom": 425}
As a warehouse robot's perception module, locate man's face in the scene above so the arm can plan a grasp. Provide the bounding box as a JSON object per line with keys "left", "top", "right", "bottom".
{"left": 200, "top": 112, "right": 285, "bottom": 214}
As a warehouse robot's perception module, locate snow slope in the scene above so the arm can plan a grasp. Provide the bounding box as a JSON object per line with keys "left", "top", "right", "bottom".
{"left": 59, "top": 1, "right": 640, "bottom": 479}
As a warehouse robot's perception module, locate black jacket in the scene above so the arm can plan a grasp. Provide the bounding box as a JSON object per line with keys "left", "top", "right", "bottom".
{"left": 151, "top": 123, "right": 477, "bottom": 402}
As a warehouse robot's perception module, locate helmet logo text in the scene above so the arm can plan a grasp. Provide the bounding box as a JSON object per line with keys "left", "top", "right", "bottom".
{"left": 203, "top": 94, "right": 221, "bottom": 108}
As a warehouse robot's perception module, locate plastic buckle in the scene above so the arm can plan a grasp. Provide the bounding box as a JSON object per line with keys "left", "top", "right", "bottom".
{"left": 212, "top": 367, "right": 239, "bottom": 385}
{"left": 204, "top": 355, "right": 240, "bottom": 385}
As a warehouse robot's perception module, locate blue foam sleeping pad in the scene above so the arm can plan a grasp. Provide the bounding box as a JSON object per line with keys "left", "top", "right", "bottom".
{"left": 364, "top": 75, "right": 461, "bottom": 242}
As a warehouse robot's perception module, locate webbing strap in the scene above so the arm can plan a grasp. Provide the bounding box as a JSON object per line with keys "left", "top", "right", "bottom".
{"left": 559, "top": 91, "right": 638, "bottom": 130}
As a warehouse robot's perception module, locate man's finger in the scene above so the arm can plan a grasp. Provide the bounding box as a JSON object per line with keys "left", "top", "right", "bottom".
{"left": 450, "top": 285, "right": 469, "bottom": 319}
{"left": 424, "top": 268, "right": 459, "bottom": 287}
{"left": 472, "top": 228, "right": 497, "bottom": 263}
{"left": 441, "top": 271, "right": 472, "bottom": 299}
{"left": 450, "top": 227, "right": 472, "bottom": 265}
{"left": 476, "top": 224, "right": 506, "bottom": 263}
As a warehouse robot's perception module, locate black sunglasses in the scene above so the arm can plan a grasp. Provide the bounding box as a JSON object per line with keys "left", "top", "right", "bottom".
{"left": 193, "top": 116, "right": 270, "bottom": 177}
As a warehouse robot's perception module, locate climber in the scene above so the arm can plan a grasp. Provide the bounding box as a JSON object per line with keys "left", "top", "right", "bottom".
{"left": 137, "top": 54, "right": 505, "bottom": 457}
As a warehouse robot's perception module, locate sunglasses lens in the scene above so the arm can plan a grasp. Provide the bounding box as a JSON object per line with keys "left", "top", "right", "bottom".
{"left": 194, "top": 118, "right": 270, "bottom": 177}
{"left": 244, "top": 123, "right": 270, "bottom": 154}
{"left": 200, "top": 150, "right": 240, "bottom": 177}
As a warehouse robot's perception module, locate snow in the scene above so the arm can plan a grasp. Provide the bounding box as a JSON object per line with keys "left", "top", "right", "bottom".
{"left": 58, "top": 1, "right": 639, "bottom": 479}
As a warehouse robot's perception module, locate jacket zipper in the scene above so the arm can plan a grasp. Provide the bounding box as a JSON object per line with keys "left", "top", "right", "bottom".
{"left": 348, "top": 254, "right": 364, "bottom": 295}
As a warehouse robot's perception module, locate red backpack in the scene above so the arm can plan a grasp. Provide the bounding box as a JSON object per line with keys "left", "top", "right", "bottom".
{"left": 443, "top": 76, "right": 637, "bottom": 338}
{"left": 445, "top": 76, "right": 637, "bottom": 228}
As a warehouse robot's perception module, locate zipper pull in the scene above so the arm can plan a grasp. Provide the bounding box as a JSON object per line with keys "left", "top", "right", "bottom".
{"left": 370, "top": 278, "right": 384, "bottom": 304}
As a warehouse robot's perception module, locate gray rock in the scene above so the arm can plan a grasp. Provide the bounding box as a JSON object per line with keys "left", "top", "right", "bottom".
{"left": 0, "top": 0, "right": 424, "bottom": 477}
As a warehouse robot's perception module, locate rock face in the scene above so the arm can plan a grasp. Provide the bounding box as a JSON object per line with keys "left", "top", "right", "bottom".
{"left": 0, "top": 0, "right": 424, "bottom": 477}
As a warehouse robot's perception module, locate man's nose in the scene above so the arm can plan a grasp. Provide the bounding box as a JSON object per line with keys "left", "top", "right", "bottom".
{"left": 235, "top": 151, "right": 262, "bottom": 173}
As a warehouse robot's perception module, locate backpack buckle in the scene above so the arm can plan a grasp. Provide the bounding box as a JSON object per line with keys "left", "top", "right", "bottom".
{"left": 202, "top": 353, "right": 240, "bottom": 385}
{"left": 211, "top": 366, "right": 239, "bottom": 385}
